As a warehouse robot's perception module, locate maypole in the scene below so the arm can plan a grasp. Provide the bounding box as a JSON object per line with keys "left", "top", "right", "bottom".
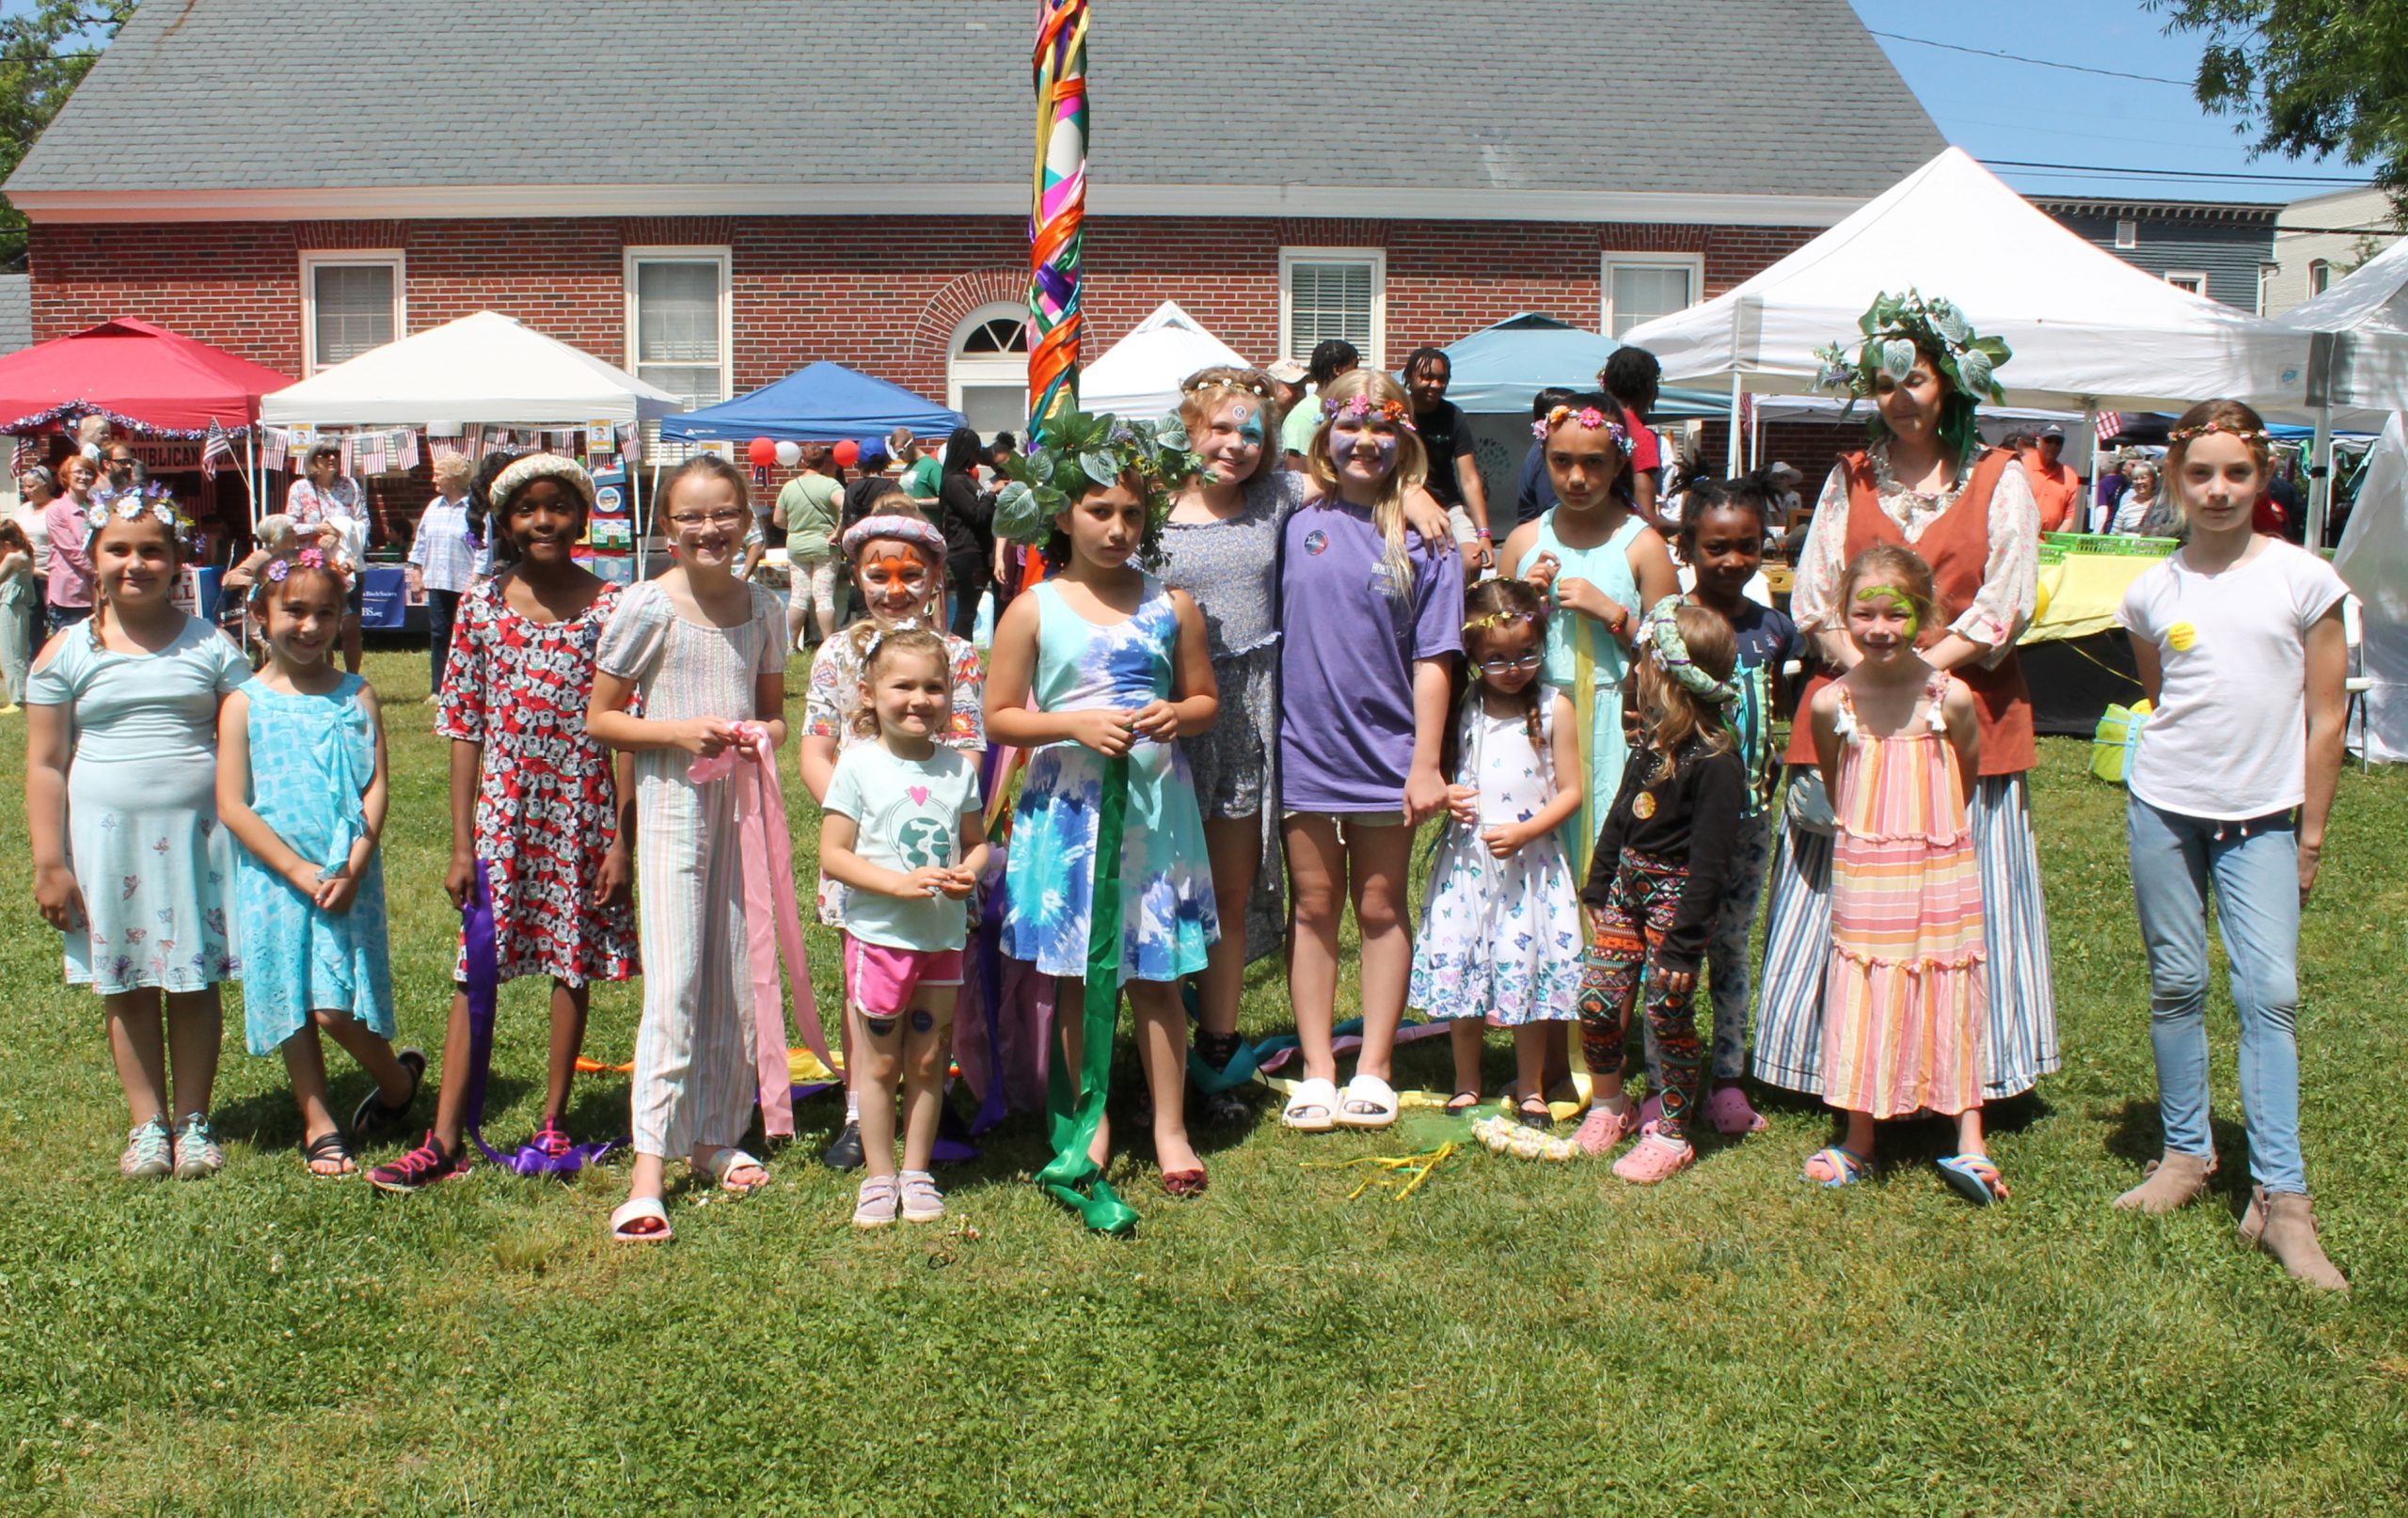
{"left": 1027, "top": 0, "right": 1087, "bottom": 437}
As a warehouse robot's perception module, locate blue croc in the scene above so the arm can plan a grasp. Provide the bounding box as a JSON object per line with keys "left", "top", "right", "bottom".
{"left": 1801, "top": 1146, "right": 1872, "bottom": 1188}
{"left": 1936, "top": 1153, "right": 2008, "bottom": 1207}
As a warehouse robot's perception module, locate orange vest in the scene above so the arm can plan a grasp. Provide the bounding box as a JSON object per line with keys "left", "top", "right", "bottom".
{"left": 1784, "top": 447, "right": 2037, "bottom": 777}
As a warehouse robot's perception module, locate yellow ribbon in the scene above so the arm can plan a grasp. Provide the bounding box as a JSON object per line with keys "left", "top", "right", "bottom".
{"left": 1299, "top": 1144, "right": 1459, "bottom": 1201}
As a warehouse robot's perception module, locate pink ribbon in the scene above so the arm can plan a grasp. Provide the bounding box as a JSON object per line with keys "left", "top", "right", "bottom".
{"left": 688, "top": 723, "right": 834, "bottom": 1138}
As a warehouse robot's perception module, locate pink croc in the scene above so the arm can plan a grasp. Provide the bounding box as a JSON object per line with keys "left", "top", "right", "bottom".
{"left": 1611, "top": 1125, "right": 1696, "bottom": 1184}
{"left": 1704, "top": 1085, "right": 1769, "bottom": 1135}
{"left": 1572, "top": 1099, "right": 1640, "bottom": 1158}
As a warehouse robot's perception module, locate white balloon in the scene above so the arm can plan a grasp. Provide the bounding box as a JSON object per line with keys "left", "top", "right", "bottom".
{"left": 774, "top": 440, "right": 802, "bottom": 468}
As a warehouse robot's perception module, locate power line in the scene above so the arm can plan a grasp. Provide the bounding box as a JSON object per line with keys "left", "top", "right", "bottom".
{"left": 1985, "top": 158, "right": 2370, "bottom": 185}
{"left": 1867, "top": 28, "right": 2194, "bottom": 86}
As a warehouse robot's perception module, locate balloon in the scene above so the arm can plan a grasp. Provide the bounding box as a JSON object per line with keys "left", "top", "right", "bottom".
{"left": 774, "top": 440, "right": 801, "bottom": 468}
{"left": 832, "top": 440, "right": 861, "bottom": 467}
{"left": 747, "top": 436, "right": 778, "bottom": 467}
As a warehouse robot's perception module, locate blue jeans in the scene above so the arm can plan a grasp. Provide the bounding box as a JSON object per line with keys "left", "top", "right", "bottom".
{"left": 2125, "top": 797, "right": 2305, "bottom": 1194}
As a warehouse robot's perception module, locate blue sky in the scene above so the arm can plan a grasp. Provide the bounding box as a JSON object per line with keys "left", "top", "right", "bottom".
{"left": 1848, "top": 0, "right": 2366, "bottom": 208}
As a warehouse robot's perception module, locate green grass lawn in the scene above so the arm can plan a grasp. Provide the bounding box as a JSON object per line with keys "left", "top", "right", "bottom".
{"left": 1, "top": 650, "right": 2402, "bottom": 1515}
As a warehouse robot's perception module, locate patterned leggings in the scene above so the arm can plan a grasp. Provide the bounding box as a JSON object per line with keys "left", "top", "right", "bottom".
{"left": 1579, "top": 851, "right": 1704, "bottom": 1140}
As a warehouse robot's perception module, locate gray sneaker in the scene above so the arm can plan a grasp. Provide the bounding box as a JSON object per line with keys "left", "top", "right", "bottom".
{"left": 898, "top": 1169, "right": 946, "bottom": 1224}
{"left": 119, "top": 1116, "right": 173, "bottom": 1179}
{"left": 171, "top": 1114, "right": 226, "bottom": 1179}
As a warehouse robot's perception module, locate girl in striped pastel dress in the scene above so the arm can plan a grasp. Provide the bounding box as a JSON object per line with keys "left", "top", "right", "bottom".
{"left": 1801, "top": 545, "right": 2003, "bottom": 1205}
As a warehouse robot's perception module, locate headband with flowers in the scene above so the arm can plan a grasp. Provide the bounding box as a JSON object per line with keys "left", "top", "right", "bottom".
{"left": 252, "top": 546, "right": 355, "bottom": 606}
{"left": 2165, "top": 418, "right": 2270, "bottom": 448}
{"left": 1812, "top": 289, "right": 2010, "bottom": 465}
{"left": 1321, "top": 393, "right": 1417, "bottom": 432}
{"left": 1180, "top": 369, "right": 1276, "bottom": 402}
{"left": 840, "top": 512, "right": 948, "bottom": 563}
{"left": 84, "top": 482, "right": 192, "bottom": 546}
{"left": 1531, "top": 404, "right": 1631, "bottom": 451}
{"left": 1638, "top": 596, "right": 1737, "bottom": 707}
{"left": 1464, "top": 605, "right": 1540, "bottom": 636}
{"left": 489, "top": 452, "right": 595, "bottom": 511}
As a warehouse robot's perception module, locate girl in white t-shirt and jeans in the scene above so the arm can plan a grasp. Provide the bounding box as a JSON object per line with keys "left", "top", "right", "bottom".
{"left": 2113, "top": 398, "right": 2350, "bottom": 1291}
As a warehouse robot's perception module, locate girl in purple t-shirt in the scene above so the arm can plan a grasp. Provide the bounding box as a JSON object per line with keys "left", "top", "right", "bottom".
{"left": 1277, "top": 371, "right": 1464, "bottom": 1133}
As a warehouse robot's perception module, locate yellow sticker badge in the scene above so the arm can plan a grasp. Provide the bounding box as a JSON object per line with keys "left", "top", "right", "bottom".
{"left": 2166, "top": 621, "right": 2198, "bottom": 653}
{"left": 1633, "top": 792, "right": 1658, "bottom": 821}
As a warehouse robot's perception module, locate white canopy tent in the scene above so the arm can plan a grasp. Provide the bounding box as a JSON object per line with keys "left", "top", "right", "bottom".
{"left": 2276, "top": 238, "right": 2408, "bottom": 544}
{"left": 2333, "top": 414, "right": 2408, "bottom": 759}
{"left": 1622, "top": 148, "right": 2317, "bottom": 470}
{"left": 261, "top": 310, "right": 684, "bottom": 427}
{"left": 1077, "top": 301, "right": 1251, "bottom": 419}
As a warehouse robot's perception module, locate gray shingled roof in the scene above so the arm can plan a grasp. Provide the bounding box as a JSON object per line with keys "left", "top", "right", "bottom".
{"left": 8, "top": 0, "right": 1940, "bottom": 200}
{"left": 0, "top": 276, "right": 28, "bottom": 356}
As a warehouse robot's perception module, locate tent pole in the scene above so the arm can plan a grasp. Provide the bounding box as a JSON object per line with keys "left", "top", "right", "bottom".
{"left": 2081, "top": 403, "right": 2098, "bottom": 533}
{"left": 1747, "top": 387, "right": 1763, "bottom": 470}
{"left": 2309, "top": 403, "right": 2333, "bottom": 549}
{"left": 1724, "top": 372, "right": 1743, "bottom": 474}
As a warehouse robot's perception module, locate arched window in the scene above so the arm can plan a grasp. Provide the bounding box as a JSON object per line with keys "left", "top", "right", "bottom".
{"left": 948, "top": 304, "right": 1030, "bottom": 437}
{"left": 2308, "top": 260, "right": 2333, "bottom": 297}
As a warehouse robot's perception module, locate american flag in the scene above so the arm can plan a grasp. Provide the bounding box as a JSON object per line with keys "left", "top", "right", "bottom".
{"left": 10, "top": 435, "right": 35, "bottom": 476}
{"left": 201, "top": 419, "right": 237, "bottom": 481}
{"left": 2095, "top": 411, "right": 2125, "bottom": 445}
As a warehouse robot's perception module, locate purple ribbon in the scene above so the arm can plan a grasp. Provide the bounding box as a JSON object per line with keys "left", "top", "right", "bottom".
{"left": 461, "top": 861, "right": 626, "bottom": 1176}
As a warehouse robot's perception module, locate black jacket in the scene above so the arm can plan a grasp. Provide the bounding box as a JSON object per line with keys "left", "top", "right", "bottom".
{"left": 1581, "top": 735, "right": 1748, "bottom": 972}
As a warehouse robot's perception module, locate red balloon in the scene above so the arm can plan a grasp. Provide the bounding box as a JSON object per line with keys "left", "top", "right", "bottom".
{"left": 832, "top": 440, "right": 861, "bottom": 467}
{"left": 746, "top": 436, "right": 778, "bottom": 467}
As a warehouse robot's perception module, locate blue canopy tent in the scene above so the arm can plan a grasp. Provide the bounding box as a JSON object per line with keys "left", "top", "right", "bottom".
{"left": 1437, "top": 313, "right": 1725, "bottom": 418}
{"left": 659, "top": 360, "right": 963, "bottom": 443}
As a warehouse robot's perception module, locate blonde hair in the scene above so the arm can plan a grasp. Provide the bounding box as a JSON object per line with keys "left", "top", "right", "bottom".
{"left": 848, "top": 626, "right": 951, "bottom": 739}
{"left": 1633, "top": 603, "right": 1737, "bottom": 775}
{"left": 1840, "top": 543, "right": 1940, "bottom": 637}
{"left": 1305, "top": 369, "right": 1428, "bottom": 598}
{"left": 1178, "top": 367, "right": 1284, "bottom": 488}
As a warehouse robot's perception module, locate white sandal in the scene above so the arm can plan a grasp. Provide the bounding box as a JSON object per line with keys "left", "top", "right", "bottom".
{"left": 609, "top": 1196, "right": 673, "bottom": 1243}
{"left": 698, "top": 1146, "right": 769, "bottom": 1195}
{"left": 1281, "top": 1076, "right": 1339, "bottom": 1132}
{"left": 1332, "top": 1073, "right": 1400, "bottom": 1130}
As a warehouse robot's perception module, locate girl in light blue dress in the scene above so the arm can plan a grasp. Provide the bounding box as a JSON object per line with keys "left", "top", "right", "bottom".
{"left": 216, "top": 547, "right": 421, "bottom": 1177}
{"left": 986, "top": 464, "right": 1220, "bottom": 1195}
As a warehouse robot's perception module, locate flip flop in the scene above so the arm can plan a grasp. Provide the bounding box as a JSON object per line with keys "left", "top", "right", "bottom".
{"left": 1936, "top": 1153, "right": 2009, "bottom": 1207}
{"left": 1281, "top": 1076, "right": 1340, "bottom": 1133}
{"left": 610, "top": 1196, "right": 673, "bottom": 1243}
{"left": 1801, "top": 1146, "right": 1872, "bottom": 1188}
{"left": 698, "top": 1146, "right": 769, "bottom": 1195}
{"left": 1331, "top": 1073, "right": 1400, "bottom": 1131}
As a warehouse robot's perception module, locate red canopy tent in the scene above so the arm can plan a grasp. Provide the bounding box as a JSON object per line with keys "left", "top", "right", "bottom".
{"left": 0, "top": 317, "right": 292, "bottom": 438}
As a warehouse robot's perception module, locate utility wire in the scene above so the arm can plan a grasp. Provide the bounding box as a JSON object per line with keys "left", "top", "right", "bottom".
{"left": 1867, "top": 28, "right": 2194, "bottom": 86}
{"left": 1985, "top": 158, "right": 2368, "bottom": 185}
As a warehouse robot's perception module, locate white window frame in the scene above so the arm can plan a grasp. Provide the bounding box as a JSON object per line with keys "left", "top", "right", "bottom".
{"left": 300, "top": 249, "right": 404, "bottom": 374}
{"left": 1278, "top": 246, "right": 1386, "bottom": 371}
{"left": 2114, "top": 218, "right": 2138, "bottom": 250}
{"left": 1600, "top": 252, "right": 1704, "bottom": 340}
{"left": 2163, "top": 270, "right": 2209, "bottom": 296}
{"left": 2307, "top": 259, "right": 2333, "bottom": 297}
{"left": 622, "top": 245, "right": 734, "bottom": 407}
{"left": 947, "top": 301, "right": 1031, "bottom": 426}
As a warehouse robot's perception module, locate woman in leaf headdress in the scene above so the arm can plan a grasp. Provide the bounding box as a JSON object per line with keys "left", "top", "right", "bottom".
{"left": 1753, "top": 291, "right": 2061, "bottom": 1123}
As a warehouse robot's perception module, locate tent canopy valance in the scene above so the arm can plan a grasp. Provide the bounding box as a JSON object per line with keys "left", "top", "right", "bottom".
{"left": 0, "top": 317, "right": 293, "bottom": 436}
{"left": 1621, "top": 149, "right": 2316, "bottom": 415}
{"left": 260, "top": 311, "right": 683, "bottom": 428}
{"left": 659, "top": 360, "right": 961, "bottom": 444}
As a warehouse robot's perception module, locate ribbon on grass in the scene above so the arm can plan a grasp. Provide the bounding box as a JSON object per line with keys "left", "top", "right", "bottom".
{"left": 1300, "top": 1143, "right": 1460, "bottom": 1201}
{"left": 1035, "top": 751, "right": 1137, "bottom": 1235}
{"left": 687, "top": 723, "right": 836, "bottom": 1140}
{"left": 459, "top": 861, "right": 625, "bottom": 1176}
{"left": 1199, "top": 1017, "right": 1461, "bottom": 1094}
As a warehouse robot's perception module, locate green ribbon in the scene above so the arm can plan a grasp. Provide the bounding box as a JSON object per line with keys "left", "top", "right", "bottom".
{"left": 1036, "top": 751, "right": 1139, "bottom": 1236}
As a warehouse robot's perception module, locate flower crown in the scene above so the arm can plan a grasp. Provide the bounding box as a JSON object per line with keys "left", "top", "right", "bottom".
{"left": 2166, "top": 419, "right": 2269, "bottom": 448}
{"left": 841, "top": 513, "right": 947, "bottom": 564}
{"left": 990, "top": 410, "right": 1208, "bottom": 555}
{"left": 84, "top": 482, "right": 191, "bottom": 543}
{"left": 1321, "top": 394, "right": 1416, "bottom": 432}
{"left": 1180, "top": 370, "right": 1275, "bottom": 402}
{"left": 1464, "top": 607, "right": 1538, "bottom": 635}
{"left": 1532, "top": 404, "right": 1631, "bottom": 450}
{"left": 1639, "top": 596, "right": 1737, "bottom": 707}
{"left": 1813, "top": 290, "right": 2009, "bottom": 409}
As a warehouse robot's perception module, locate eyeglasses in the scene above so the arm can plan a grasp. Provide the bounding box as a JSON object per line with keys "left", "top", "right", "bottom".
{"left": 1477, "top": 653, "right": 1544, "bottom": 674}
{"left": 667, "top": 509, "right": 749, "bottom": 529}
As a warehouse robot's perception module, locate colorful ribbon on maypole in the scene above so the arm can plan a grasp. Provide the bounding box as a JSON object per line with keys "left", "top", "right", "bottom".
{"left": 1027, "top": 0, "right": 1087, "bottom": 433}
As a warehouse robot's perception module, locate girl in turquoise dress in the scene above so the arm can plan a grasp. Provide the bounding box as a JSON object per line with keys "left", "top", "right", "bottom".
{"left": 27, "top": 494, "right": 248, "bottom": 1180}
{"left": 216, "top": 548, "right": 422, "bottom": 1176}
{"left": 986, "top": 466, "right": 1221, "bottom": 1196}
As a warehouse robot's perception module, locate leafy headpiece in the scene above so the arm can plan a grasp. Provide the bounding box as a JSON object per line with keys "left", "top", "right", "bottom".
{"left": 1813, "top": 289, "right": 2009, "bottom": 464}
{"left": 991, "top": 410, "right": 1209, "bottom": 565}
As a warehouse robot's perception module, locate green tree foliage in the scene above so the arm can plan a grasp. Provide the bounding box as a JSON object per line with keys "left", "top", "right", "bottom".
{"left": 0, "top": 1, "right": 134, "bottom": 269}
{"left": 2154, "top": 0, "right": 2408, "bottom": 222}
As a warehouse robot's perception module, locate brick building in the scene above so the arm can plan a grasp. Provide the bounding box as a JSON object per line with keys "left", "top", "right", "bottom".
{"left": 7, "top": 0, "right": 1941, "bottom": 523}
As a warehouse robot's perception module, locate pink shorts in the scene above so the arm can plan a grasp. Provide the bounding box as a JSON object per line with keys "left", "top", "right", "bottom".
{"left": 845, "top": 936, "right": 964, "bottom": 1020}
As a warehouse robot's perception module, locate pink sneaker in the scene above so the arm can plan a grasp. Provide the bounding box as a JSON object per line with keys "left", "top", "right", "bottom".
{"left": 1610, "top": 1125, "right": 1696, "bottom": 1184}
{"left": 1572, "top": 1100, "right": 1640, "bottom": 1158}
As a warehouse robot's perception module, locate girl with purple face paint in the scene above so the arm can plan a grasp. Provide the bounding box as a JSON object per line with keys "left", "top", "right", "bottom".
{"left": 1161, "top": 366, "right": 1453, "bottom": 1118}
{"left": 1276, "top": 369, "right": 1464, "bottom": 1133}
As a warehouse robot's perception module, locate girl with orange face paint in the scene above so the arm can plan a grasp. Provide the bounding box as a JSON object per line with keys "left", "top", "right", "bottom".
{"left": 796, "top": 509, "right": 989, "bottom": 1173}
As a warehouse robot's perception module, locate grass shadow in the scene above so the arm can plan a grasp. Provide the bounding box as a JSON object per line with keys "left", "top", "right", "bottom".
{"left": 2098, "top": 1095, "right": 2257, "bottom": 1209}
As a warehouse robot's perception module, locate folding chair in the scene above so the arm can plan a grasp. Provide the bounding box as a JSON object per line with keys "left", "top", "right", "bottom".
{"left": 2344, "top": 593, "right": 2373, "bottom": 774}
